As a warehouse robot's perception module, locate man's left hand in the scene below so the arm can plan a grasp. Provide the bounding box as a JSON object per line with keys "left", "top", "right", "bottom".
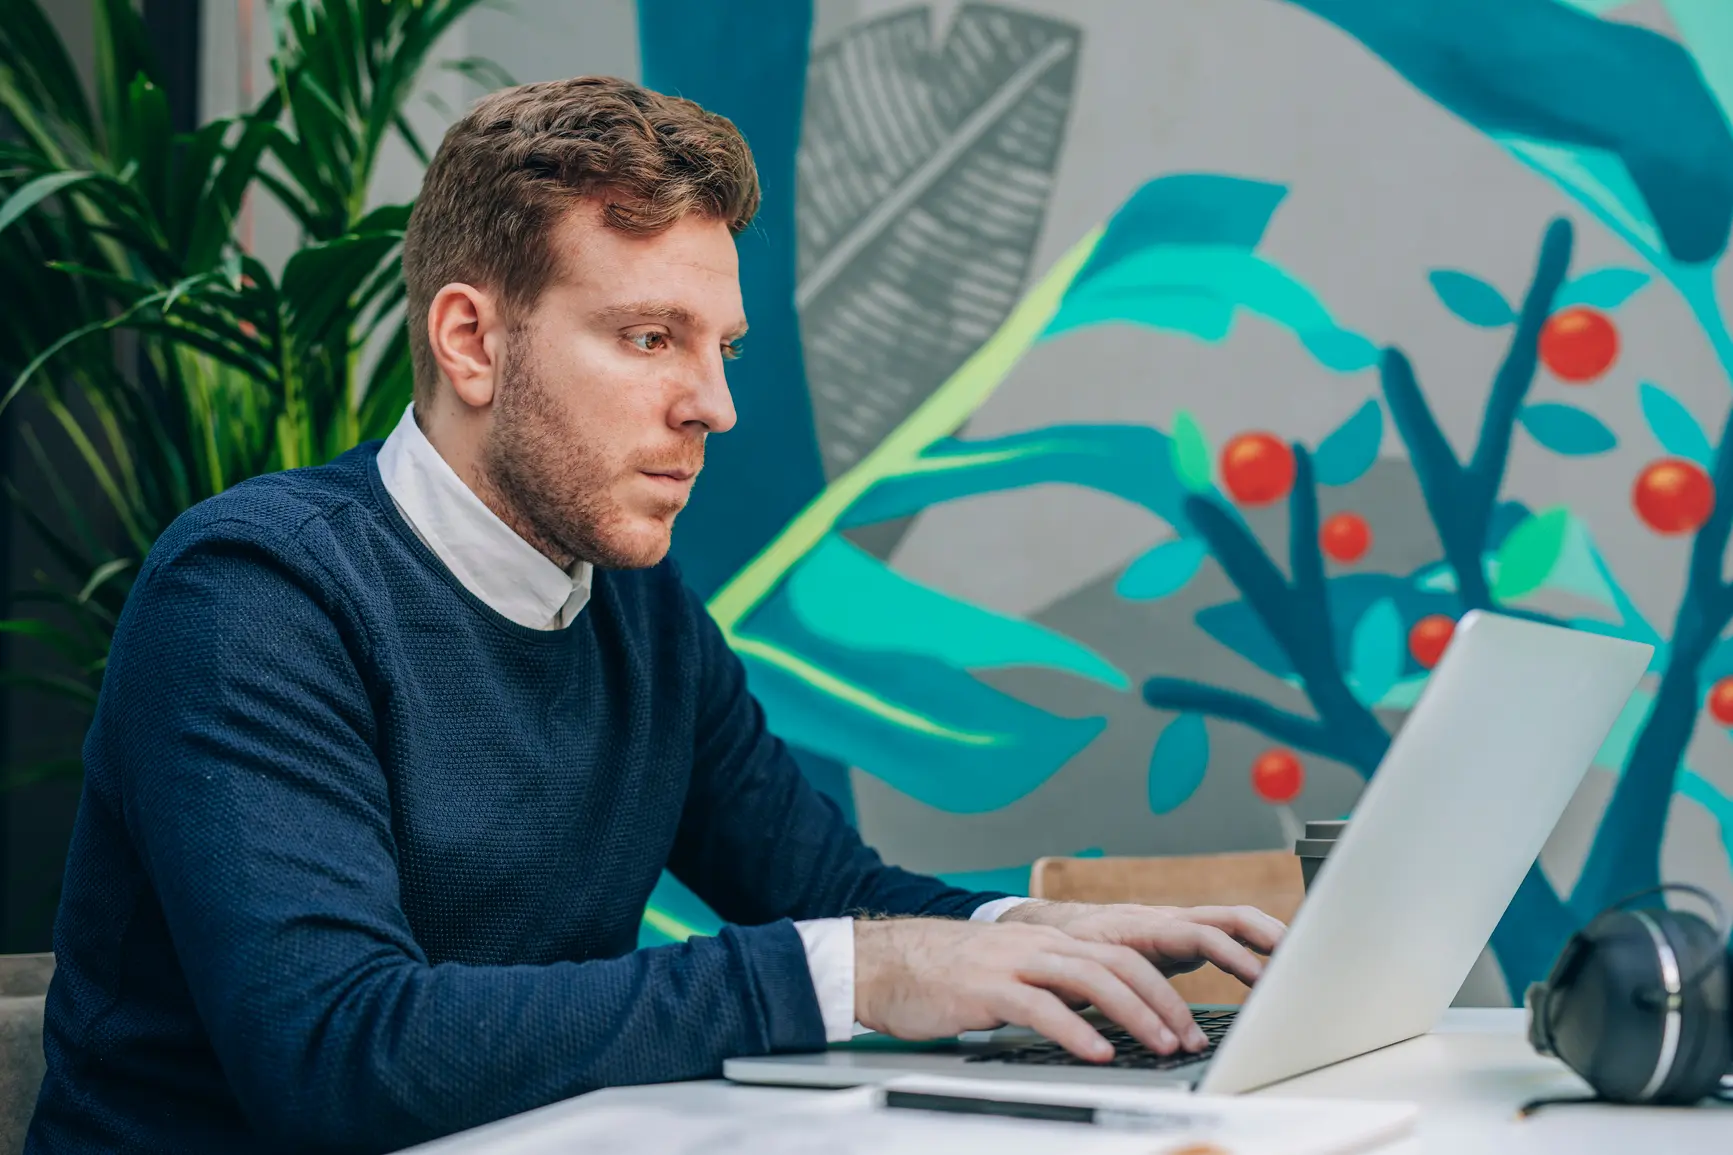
{"left": 997, "top": 902, "right": 1286, "bottom": 987}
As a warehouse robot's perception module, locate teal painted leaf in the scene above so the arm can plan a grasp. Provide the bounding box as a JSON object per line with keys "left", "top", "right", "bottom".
{"left": 1492, "top": 507, "right": 1572, "bottom": 600}
{"left": 1069, "top": 174, "right": 1288, "bottom": 288}
{"left": 1637, "top": 382, "right": 1713, "bottom": 466}
{"left": 1500, "top": 136, "right": 1669, "bottom": 265}
{"left": 1347, "top": 597, "right": 1404, "bottom": 707}
{"left": 1148, "top": 713, "right": 1209, "bottom": 814}
{"left": 1665, "top": 1, "right": 1733, "bottom": 142}
{"left": 1046, "top": 244, "right": 1379, "bottom": 373}
{"left": 1117, "top": 538, "right": 1207, "bottom": 601}
{"left": 1555, "top": 267, "right": 1652, "bottom": 309}
{"left": 1428, "top": 270, "right": 1517, "bottom": 327}
{"left": 840, "top": 425, "right": 1193, "bottom": 535}
{"left": 1171, "top": 410, "right": 1212, "bottom": 492}
{"left": 737, "top": 555, "right": 1107, "bottom": 814}
{"left": 1314, "top": 400, "right": 1383, "bottom": 486}
{"left": 1518, "top": 403, "right": 1618, "bottom": 456}
{"left": 785, "top": 533, "right": 1127, "bottom": 689}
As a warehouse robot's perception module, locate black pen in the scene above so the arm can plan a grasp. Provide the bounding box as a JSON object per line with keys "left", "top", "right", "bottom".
{"left": 882, "top": 1089, "right": 1216, "bottom": 1132}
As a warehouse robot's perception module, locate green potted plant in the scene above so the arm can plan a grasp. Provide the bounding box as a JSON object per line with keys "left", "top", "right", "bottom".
{"left": 0, "top": 6, "right": 492, "bottom": 1131}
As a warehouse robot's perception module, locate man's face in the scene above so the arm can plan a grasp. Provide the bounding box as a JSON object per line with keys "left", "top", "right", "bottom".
{"left": 482, "top": 202, "right": 743, "bottom": 570}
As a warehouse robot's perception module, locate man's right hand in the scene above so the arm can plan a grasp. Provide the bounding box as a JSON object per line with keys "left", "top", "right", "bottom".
{"left": 853, "top": 917, "right": 1208, "bottom": 1063}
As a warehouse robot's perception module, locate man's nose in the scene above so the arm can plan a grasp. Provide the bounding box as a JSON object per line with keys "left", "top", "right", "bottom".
{"left": 678, "top": 354, "right": 737, "bottom": 434}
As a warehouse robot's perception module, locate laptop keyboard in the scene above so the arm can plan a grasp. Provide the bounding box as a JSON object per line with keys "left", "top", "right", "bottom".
{"left": 966, "top": 1010, "right": 1236, "bottom": 1071}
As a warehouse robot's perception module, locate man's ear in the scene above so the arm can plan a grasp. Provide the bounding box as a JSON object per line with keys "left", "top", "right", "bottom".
{"left": 426, "top": 283, "right": 503, "bottom": 409}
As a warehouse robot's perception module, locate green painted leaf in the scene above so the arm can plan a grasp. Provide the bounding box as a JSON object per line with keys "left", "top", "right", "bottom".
{"left": 1170, "top": 410, "right": 1212, "bottom": 492}
{"left": 840, "top": 425, "right": 1193, "bottom": 536}
{"left": 1491, "top": 507, "right": 1572, "bottom": 601}
{"left": 735, "top": 546, "right": 1109, "bottom": 814}
{"left": 1046, "top": 245, "right": 1379, "bottom": 373}
{"left": 783, "top": 533, "right": 1127, "bottom": 690}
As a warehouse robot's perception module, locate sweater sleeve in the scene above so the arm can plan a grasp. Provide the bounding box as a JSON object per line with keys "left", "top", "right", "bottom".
{"left": 108, "top": 537, "right": 826, "bottom": 1152}
{"left": 665, "top": 576, "right": 1012, "bottom": 928}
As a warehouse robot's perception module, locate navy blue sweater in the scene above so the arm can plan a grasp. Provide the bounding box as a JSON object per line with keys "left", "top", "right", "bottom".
{"left": 28, "top": 443, "right": 1004, "bottom": 1153}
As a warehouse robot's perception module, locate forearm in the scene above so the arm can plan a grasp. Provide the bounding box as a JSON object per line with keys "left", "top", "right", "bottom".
{"left": 223, "top": 922, "right": 824, "bottom": 1149}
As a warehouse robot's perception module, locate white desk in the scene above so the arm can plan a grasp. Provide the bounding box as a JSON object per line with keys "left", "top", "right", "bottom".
{"left": 410, "top": 1009, "right": 1730, "bottom": 1153}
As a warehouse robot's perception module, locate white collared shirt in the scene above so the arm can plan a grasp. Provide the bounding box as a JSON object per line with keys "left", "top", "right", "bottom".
{"left": 375, "top": 403, "right": 1026, "bottom": 1042}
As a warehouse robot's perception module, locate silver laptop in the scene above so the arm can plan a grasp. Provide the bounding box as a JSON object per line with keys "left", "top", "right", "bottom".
{"left": 725, "top": 610, "right": 1651, "bottom": 1095}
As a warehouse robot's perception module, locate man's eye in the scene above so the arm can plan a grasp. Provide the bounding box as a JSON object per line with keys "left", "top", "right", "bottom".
{"left": 629, "top": 332, "right": 669, "bottom": 352}
{"left": 722, "top": 340, "right": 745, "bottom": 361}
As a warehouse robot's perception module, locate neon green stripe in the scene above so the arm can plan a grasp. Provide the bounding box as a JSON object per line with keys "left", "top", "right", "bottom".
{"left": 707, "top": 229, "right": 1103, "bottom": 635}
{"left": 642, "top": 906, "right": 702, "bottom": 942}
{"left": 732, "top": 636, "right": 1000, "bottom": 746}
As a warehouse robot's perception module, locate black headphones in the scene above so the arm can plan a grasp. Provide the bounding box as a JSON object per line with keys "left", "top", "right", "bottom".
{"left": 1525, "top": 884, "right": 1731, "bottom": 1108}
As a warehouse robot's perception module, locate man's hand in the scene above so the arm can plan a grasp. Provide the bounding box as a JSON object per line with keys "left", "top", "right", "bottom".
{"left": 998, "top": 901, "right": 1286, "bottom": 984}
{"left": 854, "top": 917, "right": 1208, "bottom": 1063}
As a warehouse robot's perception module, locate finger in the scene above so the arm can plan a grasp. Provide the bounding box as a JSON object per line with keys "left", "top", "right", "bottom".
{"left": 1173, "top": 923, "right": 1267, "bottom": 987}
{"left": 1069, "top": 940, "right": 1207, "bottom": 1051}
{"left": 1180, "top": 906, "right": 1287, "bottom": 954}
{"left": 994, "top": 986, "right": 1113, "bottom": 1063}
{"left": 1024, "top": 954, "right": 1179, "bottom": 1056}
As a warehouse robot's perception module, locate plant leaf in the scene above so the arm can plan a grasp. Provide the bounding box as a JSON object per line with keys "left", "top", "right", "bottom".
{"left": 0, "top": 169, "right": 98, "bottom": 236}
{"left": 1170, "top": 409, "right": 1212, "bottom": 492}
{"left": 1117, "top": 538, "right": 1207, "bottom": 601}
{"left": 797, "top": 7, "right": 1081, "bottom": 481}
{"left": 1148, "top": 713, "right": 1209, "bottom": 814}
{"left": 1518, "top": 403, "right": 1618, "bottom": 456}
{"left": 1555, "top": 266, "right": 1652, "bottom": 309}
{"left": 1427, "top": 269, "right": 1516, "bottom": 327}
{"left": 1347, "top": 597, "right": 1404, "bottom": 707}
{"left": 1637, "top": 382, "right": 1713, "bottom": 466}
{"left": 1492, "top": 507, "right": 1572, "bottom": 601}
{"left": 784, "top": 533, "right": 1127, "bottom": 690}
{"left": 1313, "top": 399, "right": 1383, "bottom": 486}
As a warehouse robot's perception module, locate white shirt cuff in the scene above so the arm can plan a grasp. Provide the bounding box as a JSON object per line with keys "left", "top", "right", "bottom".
{"left": 796, "top": 898, "right": 1033, "bottom": 1045}
{"left": 794, "top": 917, "right": 857, "bottom": 1044}
{"left": 970, "top": 895, "right": 1034, "bottom": 923}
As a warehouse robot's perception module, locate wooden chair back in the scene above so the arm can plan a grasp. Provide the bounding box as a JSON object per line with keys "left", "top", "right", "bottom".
{"left": 1029, "top": 852, "right": 1304, "bottom": 1005}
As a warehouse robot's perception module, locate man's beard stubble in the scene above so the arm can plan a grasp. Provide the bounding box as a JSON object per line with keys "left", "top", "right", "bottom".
{"left": 478, "top": 343, "right": 699, "bottom": 571}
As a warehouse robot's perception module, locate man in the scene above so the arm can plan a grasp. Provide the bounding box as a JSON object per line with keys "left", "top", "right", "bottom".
{"left": 29, "top": 77, "right": 1284, "bottom": 1153}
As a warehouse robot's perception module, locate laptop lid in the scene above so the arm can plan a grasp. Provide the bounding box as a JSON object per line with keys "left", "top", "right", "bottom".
{"left": 1198, "top": 610, "right": 1651, "bottom": 1094}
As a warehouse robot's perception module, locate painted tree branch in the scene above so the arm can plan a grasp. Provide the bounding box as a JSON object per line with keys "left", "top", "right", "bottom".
{"left": 1140, "top": 677, "right": 1352, "bottom": 765}
{"left": 1381, "top": 218, "right": 1574, "bottom": 609}
{"left": 1574, "top": 399, "right": 1733, "bottom": 911}
{"left": 1155, "top": 450, "right": 1391, "bottom": 775}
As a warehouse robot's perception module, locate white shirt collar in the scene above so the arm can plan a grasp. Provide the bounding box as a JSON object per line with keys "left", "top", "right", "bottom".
{"left": 376, "top": 404, "right": 593, "bottom": 630}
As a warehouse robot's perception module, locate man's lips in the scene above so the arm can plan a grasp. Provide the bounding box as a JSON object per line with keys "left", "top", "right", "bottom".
{"left": 641, "top": 467, "right": 697, "bottom": 482}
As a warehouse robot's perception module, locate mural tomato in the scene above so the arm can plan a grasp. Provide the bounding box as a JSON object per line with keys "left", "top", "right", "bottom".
{"left": 1320, "top": 512, "right": 1371, "bottom": 562}
{"left": 1708, "top": 678, "right": 1733, "bottom": 727}
{"left": 1407, "top": 615, "right": 1456, "bottom": 669}
{"left": 1539, "top": 307, "right": 1618, "bottom": 382}
{"left": 1251, "top": 749, "right": 1304, "bottom": 803}
{"left": 1633, "top": 459, "right": 1714, "bottom": 535}
{"left": 1220, "top": 433, "right": 1296, "bottom": 506}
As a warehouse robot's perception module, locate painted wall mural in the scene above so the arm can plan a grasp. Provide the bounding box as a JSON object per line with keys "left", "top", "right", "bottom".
{"left": 637, "top": 0, "right": 1733, "bottom": 1001}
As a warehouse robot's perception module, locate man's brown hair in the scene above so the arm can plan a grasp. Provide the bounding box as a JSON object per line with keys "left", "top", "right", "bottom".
{"left": 401, "top": 76, "right": 760, "bottom": 403}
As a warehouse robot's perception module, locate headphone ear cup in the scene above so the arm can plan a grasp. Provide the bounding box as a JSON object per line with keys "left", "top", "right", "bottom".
{"left": 1544, "top": 911, "right": 1672, "bottom": 1103}
{"left": 1653, "top": 911, "right": 1731, "bottom": 1105}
